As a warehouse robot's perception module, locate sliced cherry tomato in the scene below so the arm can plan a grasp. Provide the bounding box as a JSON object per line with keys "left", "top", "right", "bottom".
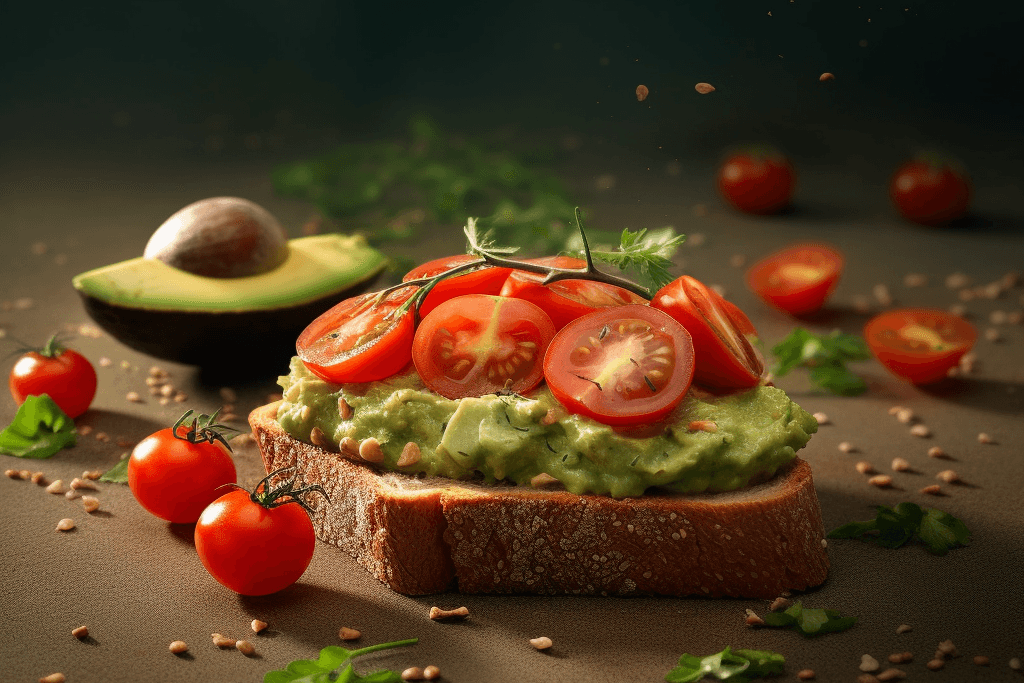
{"left": 412, "top": 294, "right": 555, "bottom": 399}
{"left": 403, "top": 254, "right": 513, "bottom": 319}
{"left": 651, "top": 275, "right": 763, "bottom": 391}
{"left": 9, "top": 336, "right": 97, "bottom": 418}
{"left": 296, "top": 286, "right": 417, "bottom": 384}
{"left": 128, "top": 412, "right": 237, "bottom": 524}
{"left": 745, "top": 243, "right": 844, "bottom": 316}
{"left": 718, "top": 296, "right": 758, "bottom": 339}
{"left": 890, "top": 157, "right": 971, "bottom": 226}
{"left": 542, "top": 306, "right": 694, "bottom": 426}
{"left": 195, "top": 477, "right": 316, "bottom": 596}
{"left": 717, "top": 149, "right": 795, "bottom": 215}
{"left": 864, "top": 308, "right": 977, "bottom": 384}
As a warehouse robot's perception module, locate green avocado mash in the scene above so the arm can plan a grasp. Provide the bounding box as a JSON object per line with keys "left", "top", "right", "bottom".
{"left": 276, "top": 357, "right": 818, "bottom": 499}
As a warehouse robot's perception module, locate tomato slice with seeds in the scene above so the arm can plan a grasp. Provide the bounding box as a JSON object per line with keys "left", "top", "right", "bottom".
{"left": 543, "top": 306, "right": 694, "bottom": 426}
{"left": 745, "top": 243, "right": 844, "bottom": 316}
{"left": 412, "top": 294, "right": 555, "bottom": 399}
{"left": 864, "top": 308, "right": 977, "bottom": 384}
{"left": 403, "top": 254, "right": 513, "bottom": 319}
{"left": 651, "top": 275, "right": 763, "bottom": 391}
{"left": 296, "top": 286, "right": 417, "bottom": 384}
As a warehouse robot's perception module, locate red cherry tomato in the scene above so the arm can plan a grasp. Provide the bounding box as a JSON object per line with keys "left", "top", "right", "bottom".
{"left": 864, "top": 308, "right": 977, "bottom": 384}
{"left": 403, "top": 254, "right": 513, "bottom": 319}
{"left": 651, "top": 275, "right": 763, "bottom": 391}
{"left": 296, "top": 286, "right": 417, "bottom": 384}
{"left": 128, "top": 417, "right": 237, "bottom": 524}
{"left": 412, "top": 294, "right": 555, "bottom": 399}
{"left": 542, "top": 305, "right": 694, "bottom": 426}
{"left": 890, "top": 158, "right": 971, "bottom": 226}
{"left": 9, "top": 337, "right": 96, "bottom": 418}
{"left": 745, "top": 243, "right": 844, "bottom": 316}
{"left": 717, "top": 150, "right": 795, "bottom": 215}
{"left": 195, "top": 487, "right": 315, "bottom": 596}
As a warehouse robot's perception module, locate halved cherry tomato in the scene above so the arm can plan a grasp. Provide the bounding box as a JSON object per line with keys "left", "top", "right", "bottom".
{"left": 718, "top": 296, "right": 758, "bottom": 339}
{"left": 403, "top": 254, "right": 513, "bottom": 319}
{"left": 890, "top": 158, "right": 971, "bottom": 226}
{"left": 864, "top": 308, "right": 977, "bottom": 384}
{"left": 542, "top": 305, "right": 694, "bottom": 426}
{"left": 745, "top": 243, "right": 844, "bottom": 316}
{"left": 296, "top": 286, "right": 417, "bottom": 384}
{"left": 412, "top": 294, "right": 556, "bottom": 399}
{"left": 717, "top": 149, "right": 795, "bottom": 215}
{"left": 651, "top": 275, "right": 763, "bottom": 391}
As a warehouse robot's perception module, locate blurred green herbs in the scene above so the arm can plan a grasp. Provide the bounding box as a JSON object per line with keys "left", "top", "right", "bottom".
{"left": 771, "top": 328, "right": 871, "bottom": 395}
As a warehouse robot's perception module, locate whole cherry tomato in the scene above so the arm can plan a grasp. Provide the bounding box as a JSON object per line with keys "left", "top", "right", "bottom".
{"left": 9, "top": 336, "right": 97, "bottom": 418}
{"left": 717, "top": 149, "right": 795, "bottom": 215}
{"left": 890, "top": 156, "right": 971, "bottom": 226}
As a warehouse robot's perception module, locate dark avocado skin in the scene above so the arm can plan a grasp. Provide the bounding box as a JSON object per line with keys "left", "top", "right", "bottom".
{"left": 76, "top": 271, "right": 383, "bottom": 369}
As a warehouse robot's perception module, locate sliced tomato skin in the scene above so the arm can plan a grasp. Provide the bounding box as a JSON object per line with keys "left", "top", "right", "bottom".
{"left": 745, "top": 243, "right": 844, "bottom": 316}
{"left": 296, "top": 287, "right": 417, "bottom": 384}
{"left": 717, "top": 151, "right": 795, "bottom": 215}
{"left": 412, "top": 294, "right": 555, "bottom": 399}
{"left": 543, "top": 306, "right": 694, "bottom": 426}
{"left": 403, "top": 254, "right": 513, "bottom": 319}
{"left": 651, "top": 276, "right": 763, "bottom": 391}
{"left": 864, "top": 308, "right": 977, "bottom": 384}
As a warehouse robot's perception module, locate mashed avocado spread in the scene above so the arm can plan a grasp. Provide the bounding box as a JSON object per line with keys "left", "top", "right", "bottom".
{"left": 276, "top": 357, "right": 817, "bottom": 498}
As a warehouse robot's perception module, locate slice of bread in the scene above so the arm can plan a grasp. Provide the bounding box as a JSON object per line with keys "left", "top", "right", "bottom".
{"left": 250, "top": 401, "right": 829, "bottom": 597}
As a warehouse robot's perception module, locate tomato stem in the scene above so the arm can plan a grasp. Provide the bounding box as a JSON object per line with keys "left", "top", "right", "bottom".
{"left": 172, "top": 408, "right": 238, "bottom": 451}
{"left": 247, "top": 466, "right": 330, "bottom": 515}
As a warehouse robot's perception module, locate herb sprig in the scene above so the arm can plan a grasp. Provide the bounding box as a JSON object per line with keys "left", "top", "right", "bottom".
{"left": 666, "top": 646, "right": 785, "bottom": 682}
{"left": 828, "top": 502, "right": 971, "bottom": 555}
{"left": 264, "top": 638, "right": 418, "bottom": 683}
{"left": 770, "top": 328, "right": 871, "bottom": 395}
{"left": 760, "top": 601, "right": 857, "bottom": 636}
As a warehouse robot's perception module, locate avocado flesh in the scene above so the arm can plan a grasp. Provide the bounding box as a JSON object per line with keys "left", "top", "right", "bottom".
{"left": 72, "top": 234, "right": 388, "bottom": 367}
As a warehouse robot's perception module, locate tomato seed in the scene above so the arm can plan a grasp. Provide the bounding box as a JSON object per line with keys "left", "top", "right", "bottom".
{"left": 855, "top": 461, "right": 875, "bottom": 474}
{"left": 401, "top": 667, "right": 425, "bottom": 681}
{"left": 236, "top": 640, "right": 256, "bottom": 656}
{"left": 891, "top": 458, "right": 911, "bottom": 472}
{"left": 56, "top": 518, "right": 75, "bottom": 532}
{"left": 251, "top": 619, "right": 268, "bottom": 634}
{"left": 31, "top": 472, "right": 46, "bottom": 485}
{"left": 530, "top": 636, "right": 553, "bottom": 650}
{"left": 46, "top": 480, "right": 65, "bottom": 494}
{"left": 423, "top": 665, "right": 441, "bottom": 680}
{"left": 169, "top": 640, "right": 188, "bottom": 654}
{"left": 82, "top": 496, "right": 100, "bottom": 513}
{"left": 869, "top": 475, "right": 893, "bottom": 488}
{"left": 338, "top": 626, "right": 361, "bottom": 641}
{"left": 839, "top": 442, "right": 856, "bottom": 453}
{"left": 936, "top": 470, "right": 960, "bottom": 483}
{"left": 72, "top": 626, "right": 89, "bottom": 639}
{"left": 694, "top": 82, "right": 716, "bottom": 94}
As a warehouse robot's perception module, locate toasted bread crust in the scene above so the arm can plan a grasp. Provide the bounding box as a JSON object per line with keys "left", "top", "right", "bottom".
{"left": 251, "top": 402, "right": 829, "bottom": 597}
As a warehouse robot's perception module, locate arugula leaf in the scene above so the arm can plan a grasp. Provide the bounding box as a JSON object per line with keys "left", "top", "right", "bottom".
{"left": 828, "top": 503, "right": 970, "bottom": 555}
{"left": 0, "top": 394, "right": 76, "bottom": 458}
{"left": 99, "top": 457, "right": 130, "bottom": 483}
{"left": 666, "top": 646, "right": 784, "bottom": 682}
{"left": 771, "top": 328, "right": 870, "bottom": 395}
{"left": 264, "top": 639, "right": 417, "bottom": 683}
{"left": 761, "top": 601, "right": 857, "bottom": 636}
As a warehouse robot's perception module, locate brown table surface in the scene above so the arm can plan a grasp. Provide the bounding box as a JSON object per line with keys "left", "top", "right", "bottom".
{"left": 1, "top": 109, "right": 1022, "bottom": 683}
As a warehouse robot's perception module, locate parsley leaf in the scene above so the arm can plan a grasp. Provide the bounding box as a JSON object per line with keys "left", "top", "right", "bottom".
{"left": 263, "top": 639, "right": 417, "bottom": 683}
{"left": 581, "top": 226, "right": 685, "bottom": 292}
{"left": 761, "top": 601, "right": 857, "bottom": 636}
{"left": 0, "top": 394, "right": 76, "bottom": 458}
{"left": 99, "top": 457, "right": 130, "bottom": 484}
{"left": 771, "top": 328, "right": 870, "bottom": 395}
{"left": 666, "top": 646, "right": 785, "bottom": 682}
{"left": 828, "top": 503, "right": 970, "bottom": 555}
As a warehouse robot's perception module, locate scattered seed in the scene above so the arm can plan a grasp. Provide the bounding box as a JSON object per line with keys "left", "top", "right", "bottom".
{"left": 4, "top": 469, "right": 19, "bottom": 479}
{"left": 909, "top": 424, "right": 931, "bottom": 438}
{"left": 83, "top": 470, "right": 102, "bottom": 480}
{"left": 873, "top": 284, "right": 893, "bottom": 306}
{"left": 869, "top": 475, "right": 893, "bottom": 488}
{"left": 636, "top": 84, "right": 649, "bottom": 101}
{"left": 57, "top": 518, "right": 75, "bottom": 532}
{"left": 745, "top": 609, "right": 764, "bottom": 626}
{"left": 530, "top": 636, "right": 553, "bottom": 650}
{"left": 19, "top": 469, "right": 32, "bottom": 479}
{"left": 531, "top": 473, "right": 559, "bottom": 487}
{"left": 126, "top": 391, "right": 142, "bottom": 403}
{"left": 72, "top": 625, "right": 89, "bottom": 639}
{"left": 423, "top": 665, "right": 441, "bottom": 680}
{"left": 839, "top": 442, "right": 856, "bottom": 453}
{"left": 340, "top": 437, "right": 358, "bottom": 455}
{"left": 876, "top": 668, "right": 907, "bottom": 681}
{"left": 694, "top": 82, "right": 716, "bottom": 94}
{"left": 688, "top": 420, "right": 718, "bottom": 433}
{"left": 797, "top": 669, "right": 816, "bottom": 680}
{"left": 984, "top": 328, "right": 1002, "bottom": 342}
{"left": 71, "top": 478, "right": 97, "bottom": 491}
{"left": 236, "top": 640, "right": 256, "bottom": 656}
{"left": 1010, "top": 657, "right": 1022, "bottom": 670}
{"left": 46, "top": 480, "right": 65, "bottom": 494}
{"left": 338, "top": 627, "right": 361, "bottom": 641}
{"left": 937, "top": 640, "right": 958, "bottom": 657}
{"left": 946, "top": 272, "right": 971, "bottom": 289}
{"left": 65, "top": 490, "right": 79, "bottom": 500}
{"left": 39, "top": 674, "right": 65, "bottom": 683}
{"left": 857, "top": 675, "right": 880, "bottom": 683}
{"left": 903, "top": 273, "right": 927, "bottom": 287}
{"left": 977, "top": 432, "right": 994, "bottom": 444}
{"left": 936, "top": 470, "right": 960, "bottom": 484}
{"left": 82, "top": 496, "right": 100, "bottom": 513}
{"left": 397, "top": 442, "right": 422, "bottom": 467}
{"left": 219, "top": 387, "right": 238, "bottom": 403}
{"left": 769, "top": 597, "right": 792, "bottom": 612}
{"left": 169, "top": 640, "right": 189, "bottom": 654}
{"left": 31, "top": 471, "right": 46, "bottom": 485}
{"left": 949, "top": 303, "right": 968, "bottom": 317}
{"left": 358, "top": 437, "right": 385, "bottom": 463}
{"left": 812, "top": 412, "right": 829, "bottom": 425}
{"left": 310, "top": 427, "right": 335, "bottom": 451}
{"left": 990, "top": 310, "right": 1008, "bottom": 325}
{"left": 860, "top": 654, "right": 880, "bottom": 672}
{"left": 212, "top": 633, "right": 236, "bottom": 648}
{"left": 855, "top": 461, "right": 876, "bottom": 475}
{"left": 251, "top": 619, "right": 268, "bottom": 634}
{"left": 401, "top": 667, "right": 425, "bottom": 681}
{"left": 173, "top": 392, "right": 188, "bottom": 403}
{"left": 920, "top": 484, "right": 942, "bottom": 495}
{"left": 891, "top": 457, "right": 911, "bottom": 472}
{"left": 852, "top": 295, "right": 873, "bottom": 313}
{"left": 338, "top": 397, "right": 353, "bottom": 420}
{"left": 159, "top": 384, "right": 175, "bottom": 398}
{"left": 888, "top": 652, "right": 913, "bottom": 664}
{"left": 429, "top": 606, "right": 469, "bottom": 621}
{"left": 926, "top": 659, "right": 945, "bottom": 671}
{"left": 895, "top": 624, "right": 912, "bottom": 634}
{"left": 927, "top": 446, "right": 949, "bottom": 459}
{"left": 893, "top": 407, "right": 915, "bottom": 424}
{"left": 77, "top": 424, "right": 93, "bottom": 436}
{"left": 973, "top": 655, "right": 990, "bottom": 666}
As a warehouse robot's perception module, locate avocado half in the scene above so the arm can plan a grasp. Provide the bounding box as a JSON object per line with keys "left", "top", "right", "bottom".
{"left": 73, "top": 234, "right": 388, "bottom": 367}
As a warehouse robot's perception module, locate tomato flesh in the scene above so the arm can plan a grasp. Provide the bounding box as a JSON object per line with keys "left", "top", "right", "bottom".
{"left": 195, "top": 488, "right": 315, "bottom": 596}
{"left": 543, "top": 305, "right": 694, "bottom": 426}
{"left": 651, "top": 276, "right": 763, "bottom": 391}
{"left": 864, "top": 308, "right": 977, "bottom": 384}
{"left": 9, "top": 347, "right": 97, "bottom": 418}
{"left": 717, "top": 151, "right": 795, "bottom": 215}
{"left": 412, "top": 294, "right": 555, "bottom": 399}
{"left": 745, "top": 243, "right": 844, "bottom": 316}
{"left": 296, "top": 286, "right": 417, "bottom": 384}
{"left": 403, "top": 254, "right": 513, "bottom": 319}
{"left": 890, "top": 160, "right": 971, "bottom": 226}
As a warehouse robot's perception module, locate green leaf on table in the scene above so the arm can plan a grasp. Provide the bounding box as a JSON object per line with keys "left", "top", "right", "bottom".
{"left": 665, "top": 646, "right": 784, "bottom": 682}
{"left": 762, "top": 601, "right": 857, "bottom": 636}
{"left": 918, "top": 507, "right": 972, "bottom": 555}
{"left": 99, "top": 457, "right": 130, "bottom": 483}
{"left": 771, "top": 328, "right": 870, "bottom": 395}
{"left": 264, "top": 639, "right": 417, "bottom": 683}
{"left": 0, "top": 394, "right": 76, "bottom": 459}
{"left": 828, "top": 503, "right": 969, "bottom": 555}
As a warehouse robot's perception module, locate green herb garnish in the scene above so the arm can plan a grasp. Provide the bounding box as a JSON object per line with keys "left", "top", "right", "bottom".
{"left": 568, "top": 226, "right": 685, "bottom": 292}
{"left": 666, "top": 646, "right": 785, "bottom": 682}
{"left": 264, "top": 638, "right": 418, "bottom": 683}
{"left": 828, "top": 502, "right": 971, "bottom": 555}
{"left": 0, "top": 394, "right": 76, "bottom": 458}
{"left": 771, "top": 328, "right": 870, "bottom": 395}
{"left": 99, "top": 457, "right": 130, "bottom": 483}
{"left": 761, "top": 601, "right": 857, "bottom": 636}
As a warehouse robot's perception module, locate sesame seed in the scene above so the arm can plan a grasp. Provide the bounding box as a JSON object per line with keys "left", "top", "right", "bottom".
{"left": 839, "top": 441, "right": 856, "bottom": 453}
{"left": 891, "top": 457, "right": 911, "bottom": 472}
{"left": 855, "top": 461, "right": 876, "bottom": 474}
{"left": 926, "top": 659, "right": 945, "bottom": 670}
{"left": 984, "top": 328, "right": 1001, "bottom": 342}
{"left": 812, "top": 412, "right": 829, "bottom": 425}
{"left": 936, "top": 470, "right": 960, "bottom": 484}
{"left": 869, "top": 475, "right": 893, "bottom": 488}
{"left": 895, "top": 624, "right": 912, "bottom": 634}
{"left": 977, "top": 432, "right": 994, "bottom": 444}
{"left": 529, "top": 636, "right": 553, "bottom": 650}
{"left": 860, "top": 654, "right": 880, "bottom": 672}
{"left": 927, "top": 446, "right": 949, "bottom": 459}
{"left": 973, "top": 655, "right": 990, "bottom": 666}
{"left": 797, "top": 669, "right": 816, "bottom": 680}
{"left": 920, "top": 484, "right": 942, "bottom": 495}
{"left": 909, "top": 424, "right": 931, "bottom": 438}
